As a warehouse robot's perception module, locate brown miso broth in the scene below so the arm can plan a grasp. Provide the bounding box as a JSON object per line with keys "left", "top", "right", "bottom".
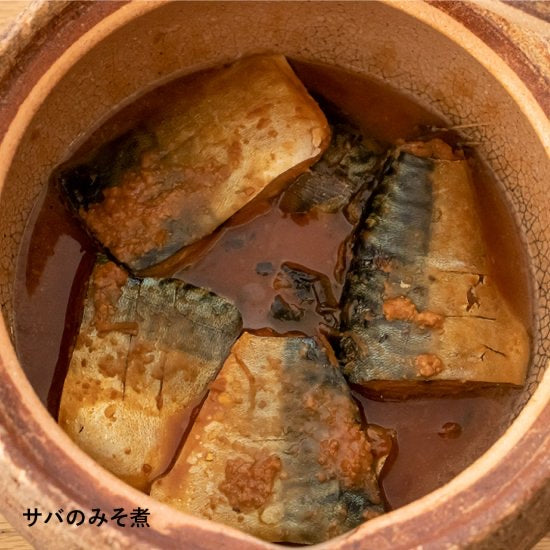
{"left": 174, "top": 203, "right": 353, "bottom": 334}
{"left": 13, "top": 59, "right": 529, "bottom": 511}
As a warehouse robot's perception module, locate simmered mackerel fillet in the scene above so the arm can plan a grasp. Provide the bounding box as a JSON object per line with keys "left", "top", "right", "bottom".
{"left": 279, "top": 118, "right": 384, "bottom": 215}
{"left": 58, "top": 55, "right": 330, "bottom": 271}
{"left": 58, "top": 261, "right": 242, "bottom": 490}
{"left": 340, "top": 140, "right": 530, "bottom": 392}
{"left": 270, "top": 118, "right": 386, "bottom": 331}
{"left": 151, "top": 333, "right": 385, "bottom": 544}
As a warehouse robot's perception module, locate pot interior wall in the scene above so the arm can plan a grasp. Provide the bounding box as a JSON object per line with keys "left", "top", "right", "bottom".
{"left": 0, "top": 1, "right": 548, "bottom": 428}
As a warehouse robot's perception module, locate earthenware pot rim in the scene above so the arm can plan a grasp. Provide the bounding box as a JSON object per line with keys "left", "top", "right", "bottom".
{"left": 0, "top": 2, "right": 548, "bottom": 548}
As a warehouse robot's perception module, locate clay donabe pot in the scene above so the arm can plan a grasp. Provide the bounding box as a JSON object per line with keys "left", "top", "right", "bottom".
{"left": 0, "top": 2, "right": 548, "bottom": 548}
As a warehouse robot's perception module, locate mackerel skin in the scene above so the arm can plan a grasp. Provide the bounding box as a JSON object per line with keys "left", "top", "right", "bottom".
{"left": 58, "top": 55, "right": 330, "bottom": 272}
{"left": 58, "top": 260, "right": 242, "bottom": 490}
{"left": 272, "top": 117, "right": 387, "bottom": 332}
{"left": 340, "top": 145, "right": 530, "bottom": 393}
{"left": 151, "top": 333, "right": 386, "bottom": 544}
{"left": 279, "top": 119, "right": 384, "bottom": 216}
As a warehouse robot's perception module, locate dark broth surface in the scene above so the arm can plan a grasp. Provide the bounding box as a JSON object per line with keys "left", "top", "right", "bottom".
{"left": 13, "top": 60, "right": 529, "bottom": 511}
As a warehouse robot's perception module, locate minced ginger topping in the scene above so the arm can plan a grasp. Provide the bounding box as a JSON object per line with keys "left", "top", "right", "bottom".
{"left": 415, "top": 354, "right": 444, "bottom": 378}
{"left": 383, "top": 296, "right": 444, "bottom": 329}
{"left": 219, "top": 454, "right": 282, "bottom": 512}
